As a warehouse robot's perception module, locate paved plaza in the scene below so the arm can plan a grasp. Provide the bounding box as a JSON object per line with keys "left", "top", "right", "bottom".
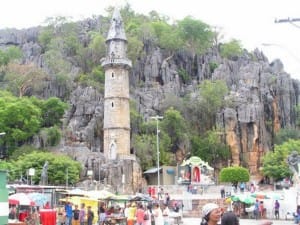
{"left": 182, "top": 217, "right": 294, "bottom": 225}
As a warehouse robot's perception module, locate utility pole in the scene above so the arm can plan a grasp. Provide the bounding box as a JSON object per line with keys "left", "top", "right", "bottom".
{"left": 275, "top": 18, "right": 300, "bottom": 23}
{"left": 275, "top": 18, "right": 300, "bottom": 28}
{"left": 150, "top": 115, "right": 163, "bottom": 199}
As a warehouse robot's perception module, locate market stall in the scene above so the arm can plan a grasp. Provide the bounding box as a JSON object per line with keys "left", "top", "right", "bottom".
{"left": 39, "top": 209, "right": 56, "bottom": 225}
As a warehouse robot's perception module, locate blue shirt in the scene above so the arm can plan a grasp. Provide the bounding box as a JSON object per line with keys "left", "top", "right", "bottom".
{"left": 65, "top": 204, "right": 73, "bottom": 218}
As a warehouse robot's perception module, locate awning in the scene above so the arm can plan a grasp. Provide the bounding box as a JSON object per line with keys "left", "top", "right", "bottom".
{"left": 143, "top": 167, "right": 162, "bottom": 174}
{"left": 181, "top": 156, "right": 214, "bottom": 170}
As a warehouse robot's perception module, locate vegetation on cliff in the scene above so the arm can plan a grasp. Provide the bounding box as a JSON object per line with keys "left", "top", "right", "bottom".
{"left": 0, "top": 4, "right": 299, "bottom": 184}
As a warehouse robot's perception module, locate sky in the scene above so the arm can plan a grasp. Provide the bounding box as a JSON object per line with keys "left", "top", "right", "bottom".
{"left": 1, "top": 0, "right": 300, "bottom": 80}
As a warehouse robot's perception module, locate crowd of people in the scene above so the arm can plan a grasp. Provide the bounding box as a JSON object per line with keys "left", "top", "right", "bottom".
{"left": 57, "top": 193, "right": 180, "bottom": 225}
{"left": 58, "top": 202, "right": 94, "bottom": 225}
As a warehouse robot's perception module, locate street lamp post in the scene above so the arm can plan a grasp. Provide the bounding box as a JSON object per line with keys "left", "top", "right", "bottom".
{"left": 150, "top": 115, "right": 163, "bottom": 199}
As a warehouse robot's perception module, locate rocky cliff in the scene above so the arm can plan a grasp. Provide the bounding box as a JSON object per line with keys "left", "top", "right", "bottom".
{"left": 0, "top": 18, "right": 299, "bottom": 187}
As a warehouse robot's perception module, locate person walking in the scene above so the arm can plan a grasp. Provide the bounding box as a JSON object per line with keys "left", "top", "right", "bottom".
{"left": 200, "top": 203, "right": 222, "bottom": 225}
{"left": 79, "top": 203, "right": 85, "bottom": 225}
{"left": 221, "top": 211, "right": 239, "bottom": 225}
{"left": 274, "top": 200, "right": 280, "bottom": 219}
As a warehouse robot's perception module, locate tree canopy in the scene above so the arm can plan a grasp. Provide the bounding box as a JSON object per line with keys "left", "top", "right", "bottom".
{"left": 0, "top": 151, "right": 81, "bottom": 185}
{"left": 219, "top": 166, "right": 250, "bottom": 184}
{"left": 262, "top": 139, "right": 300, "bottom": 181}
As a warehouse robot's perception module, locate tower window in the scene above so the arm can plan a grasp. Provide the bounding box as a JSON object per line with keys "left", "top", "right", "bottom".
{"left": 111, "top": 102, "right": 114, "bottom": 107}
{"left": 111, "top": 72, "right": 114, "bottom": 78}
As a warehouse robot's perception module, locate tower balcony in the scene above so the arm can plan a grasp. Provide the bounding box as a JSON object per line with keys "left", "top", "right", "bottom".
{"left": 101, "top": 57, "right": 132, "bottom": 69}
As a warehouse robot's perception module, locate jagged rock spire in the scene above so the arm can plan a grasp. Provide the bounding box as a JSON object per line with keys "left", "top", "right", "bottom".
{"left": 106, "top": 8, "right": 127, "bottom": 42}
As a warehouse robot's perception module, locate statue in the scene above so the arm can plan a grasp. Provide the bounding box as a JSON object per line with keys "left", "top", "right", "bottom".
{"left": 287, "top": 151, "right": 300, "bottom": 190}
{"left": 41, "top": 161, "right": 49, "bottom": 185}
{"left": 287, "top": 151, "right": 300, "bottom": 175}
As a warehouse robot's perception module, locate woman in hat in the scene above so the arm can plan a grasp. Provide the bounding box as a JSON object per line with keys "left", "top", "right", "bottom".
{"left": 200, "top": 203, "right": 222, "bottom": 225}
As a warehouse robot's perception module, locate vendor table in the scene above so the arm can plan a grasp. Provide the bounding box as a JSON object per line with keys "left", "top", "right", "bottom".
{"left": 39, "top": 209, "right": 56, "bottom": 225}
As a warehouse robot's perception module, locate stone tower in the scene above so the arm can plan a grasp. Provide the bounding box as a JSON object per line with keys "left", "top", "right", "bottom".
{"left": 102, "top": 8, "right": 132, "bottom": 160}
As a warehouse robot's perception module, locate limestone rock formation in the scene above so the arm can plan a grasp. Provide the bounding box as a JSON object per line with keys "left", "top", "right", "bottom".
{"left": 0, "top": 17, "right": 299, "bottom": 188}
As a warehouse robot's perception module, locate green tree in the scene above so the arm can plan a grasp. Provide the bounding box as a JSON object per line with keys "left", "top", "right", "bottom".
{"left": 0, "top": 92, "right": 42, "bottom": 149}
{"left": 0, "top": 46, "right": 22, "bottom": 68}
{"left": 219, "top": 166, "right": 250, "bottom": 185}
{"left": 150, "top": 21, "right": 182, "bottom": 51}
{"left": 262, "top": 139, "right": 300, "bottom": 180}
{"left": 5, "top": 63, "right": 49, "bottom": 97}
{"left": 39, "top": 126, "right": 61, "bottom": 147}
{"left": 177, "top": 16, "right": 214, "bottom": 55}
{"left": 196, "top": 80, "right": 228, "bottom": 131}
{"left": 296, "top": 105, "right": 300, "bottom": 127}
{"left": 130, "top": 100, "right": 143, "bottom": 134}
{"left": 6, "top": 46, "right": 23, "bottom": 61}
{"left": 132, "top": 134, "right": 156, "bottom": 170}
{"left": 8, "top": 151, "right": 81, "bottom": 185}
{"left": 40, "top": 97, "right": 68, "bottom": 127}
{"left": 161, "top": 107, "right": 189, "bottom": 153}
{"left": 220, "top": 39, "right": 243, "bottom": 59}
{"left": 274, "top": 128, "right": 300, "bottom": 145}
{"left": 191, "top": 130, "right": 230, "bottom": 164}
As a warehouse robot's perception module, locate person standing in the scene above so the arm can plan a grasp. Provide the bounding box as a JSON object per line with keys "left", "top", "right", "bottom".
{"left": 259, "top": 201, "right": 265, "bottom": 219}
{"left": 200, "top": 203, "right": 222, "bottom": 225}
{"left": 143, "top": 205, "right": 152, "bottom": 225}
{"left": 153, "top": 203, "right": 164, "bottom": 225}
{"left": 220, "top": 186, "right": 225, "bottom": 198}
{"left": 158, "top": 187, "right": 164, "bottom": 200}
{"left": 127, "top": 202, "right": 137, "bottom": 225}
{"left": 162, "top": 204, "right": 170, "bottom": 225}
{"left": 87, "top": 206, "right": 94, "bottom": 225}
{"left": 274, "top": 200, "right": 280, "bottom": 219}
{"left": 79, "top": 203, "right": 85, "bottom": 225}
{"left": 239, "top": 182, "right": 245, "bottom": 193}
{"left": 250, "top": 183, "right": 256, "bottom": 193}
{"left": 8, "top": 206, "right": 17, "bottom": 219}
{"left": 136, "top": 203, "right": 145, "bottom": 225}
{"left": 164, "top": 193, "right": 170, "bottom": 206}
{"left": 254, "top": 200, "right": 259, "bottom": 220}
{"left": 98, "top": 203, "right": 106, "bottom": 225}
{"left": 72, "top": 205, "right": 80, "bottom": 225}
{"left": 57, "top": 207, "right": 66, "bottom": 225}
{"left": 65, "top": 202, "right": 73, "bottom": 225}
